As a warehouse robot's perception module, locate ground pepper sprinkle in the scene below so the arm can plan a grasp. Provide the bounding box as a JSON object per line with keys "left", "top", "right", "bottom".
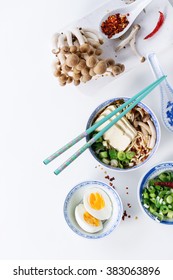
{"left": 122, "top": 210, "right": 127, "bottom": 220}
{"left": 110, "top": 176, "right": 115, "bottom": 182}
{"left": 101, "top": 13, "right": 129, "bottom": 38}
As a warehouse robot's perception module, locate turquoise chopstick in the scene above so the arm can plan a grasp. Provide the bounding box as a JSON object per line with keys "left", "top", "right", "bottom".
{"left": 43, "top": 76, "right": 166, "bottom": 165}
{"left": 54, "top": 75, "right": 166, "bottom": 175}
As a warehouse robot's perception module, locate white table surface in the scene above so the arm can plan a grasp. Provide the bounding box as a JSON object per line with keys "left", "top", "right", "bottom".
{"left": 0, "top": 0, "right": 173, "bottom": 260}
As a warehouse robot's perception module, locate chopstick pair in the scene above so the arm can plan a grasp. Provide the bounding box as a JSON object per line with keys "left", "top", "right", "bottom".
{"left": 44, "top": 76, "right": 166, "bottom": 175}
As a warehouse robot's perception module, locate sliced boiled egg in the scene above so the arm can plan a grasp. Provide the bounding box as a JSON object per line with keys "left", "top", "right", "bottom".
{"left": 75, "top": 204, "right": 103, "bottom": 233}
{"left": 83, "top": 187, "right": 112, "bottom": 220}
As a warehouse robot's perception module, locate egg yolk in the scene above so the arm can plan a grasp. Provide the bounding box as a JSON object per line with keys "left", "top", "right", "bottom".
{"left": 89, "top": 192, "right": 105, "bottom": 210}
{"left": 84, "top": 211, "right": 100, "bottom": 227}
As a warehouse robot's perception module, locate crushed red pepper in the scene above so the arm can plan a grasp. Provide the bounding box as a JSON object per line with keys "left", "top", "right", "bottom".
{"left": 101, "top": 13, "right": 129, "bottom": 38}
{"left": 110, "top": 176, "right": 115, "bottom": 182}
{"left": 122, "top": 210, "right": 131, "bottom": 221}
{"left": 122, "top": 210, "right": 127, "bottom": 221}
{"left": 104, "top": 175, "right": 116, "bottom": 189}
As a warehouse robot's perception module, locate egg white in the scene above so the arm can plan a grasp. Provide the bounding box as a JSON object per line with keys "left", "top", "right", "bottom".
{"left": 83, "top": 187, "right": 112, "bottom": 220}
{"left": 75, "top": 204, "right": 103, "bottom": 233}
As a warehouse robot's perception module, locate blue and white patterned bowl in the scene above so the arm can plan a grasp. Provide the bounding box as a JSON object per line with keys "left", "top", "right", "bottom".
{"left": 138, "top": 162, "right": 173, "bottom": 225}
{"left": 63, "top": 180, "right": 123, "bottom": 239}
{"left": 86, "top": 97, "right": 161, "bottom": 172}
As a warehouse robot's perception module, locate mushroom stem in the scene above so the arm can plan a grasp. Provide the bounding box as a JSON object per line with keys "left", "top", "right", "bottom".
{"left": 81, "top": 28, "right": 104, "bottom": 44}
{"left": 147, "top": 120, "right": 156, "bottom": 149}
{"left": 72, "top": 28, "right": 85, "bottom": 45}
{"left": 65, "top": 31, "right": 73, "bottom": 47}
{"left": 115, "top": 24, "right": 145, "bottom": 62}
{"left": 83, "top": 31, "right": 99, "bottom": 42}
{"left": 86, "top": 38, "right": 100, "bottom": 48}
{"left": 57, "top": 33, "right": 67, "bottom": 49}
{"left": 130, "top": 37, "right": 146, "bottom": 63}
{"left": 52, "top": 33, "right": 60, "bottom": 54}
{"left": 92, "top": 71, "right": 113, "bottom": 80}
{"left": 141, "top": 127, "right": 150, "bottom": 145}
{"left": 137, "top": 122, "right": 151, "bottom": 134}
{"left": 58, "top": 52, "right": 66, "bottom": 65}
{"left": 116, "top": 25, "right": 140, "bottom": 51}
{"left": 73, "top": 40, "right": 80, "bottom": 47}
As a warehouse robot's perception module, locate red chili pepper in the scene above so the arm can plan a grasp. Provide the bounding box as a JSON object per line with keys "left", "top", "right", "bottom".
{"left": 144, "top": 11, "right": 165, "bottom": 40}
{"left": 154, "top": 181, "right": 173, "bottom": 189}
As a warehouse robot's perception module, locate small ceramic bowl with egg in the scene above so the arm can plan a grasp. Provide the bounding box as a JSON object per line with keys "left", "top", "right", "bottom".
{"left": 63, "top": 180, "right": 123, "bottom": 239}
{"left": 138, "top": 162, "right": 173, "bottom": 225}
{"left": 86, "top": 97, "right": 161, "bottom": 172}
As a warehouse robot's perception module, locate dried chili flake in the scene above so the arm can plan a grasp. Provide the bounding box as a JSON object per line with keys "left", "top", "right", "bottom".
{"left": 101, "top": 13, "right": 129, "bottom": 39}
{"left": 122, "top": 210, "right": 128, "bottom": 221}
{"left": 110, "top": 176, "right": 115, "bottom": 182}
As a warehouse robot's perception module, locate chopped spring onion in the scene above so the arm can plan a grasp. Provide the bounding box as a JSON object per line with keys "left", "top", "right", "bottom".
{"left": 142, "top": 170, "right": 173, "bottom": 221}
{"left": 91, "top": 131, "right": 136, "bottom": 169}
{"left": 109, "top": 149, "right": 117, "bottom": 160}
{"left": 117, "top": 151, "right": 126, "bottom": 161}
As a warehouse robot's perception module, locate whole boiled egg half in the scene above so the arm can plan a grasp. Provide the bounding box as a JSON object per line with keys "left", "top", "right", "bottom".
{"left": 75, "top": 204, "right": 103, "bottom": 233}
{"left": 83, "top": 187, "right": 112, "bottom": 220}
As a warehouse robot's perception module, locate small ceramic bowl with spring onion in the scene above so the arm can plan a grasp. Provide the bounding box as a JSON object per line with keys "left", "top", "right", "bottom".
{"left": 63, "top": 180, "right": 123, "bottom": 239}
{"left": 138, "top": 162, "right": 173, "bottom": 225}
{"left": 86, "top": 97, "right": 161, "bottom": 172}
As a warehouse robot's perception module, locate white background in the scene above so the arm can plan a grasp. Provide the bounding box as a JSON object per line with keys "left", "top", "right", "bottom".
{"left": 0, "top": 0, "right": 173, "bottom": 260}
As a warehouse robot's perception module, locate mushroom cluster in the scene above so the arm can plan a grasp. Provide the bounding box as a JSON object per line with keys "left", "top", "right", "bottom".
{"left": 52, "top": 27, "right": 125, "bottom": 86}
{"left": 125, "top": 106, "right": 156, "bottom": 165}
{"left": 126, "top": 107, "right": 156, "bottom": 149}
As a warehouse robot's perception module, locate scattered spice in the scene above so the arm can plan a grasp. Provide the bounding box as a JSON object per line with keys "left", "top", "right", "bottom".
{"left": 110, "top": 176, "right": 115, "bottom": 182}
{"left": 94, "top": 166, "right": 138, "bottom": 219}
{"left": 135, "top": 216, "right": 138, "bottom": 220}
{"left": 101, "top": 13, "right": 129, "bottom": 38}
{"left": 122, "top": 210, "right": 128, "bottom": 221}
{"left": 122, "top": 210, "right": 132, "bottom": 221}
{"left": 144, "top": 11, "right": 165, "bottom": 40}
{"left": 104, "top": 175, "right": 116, "bottom": 189}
